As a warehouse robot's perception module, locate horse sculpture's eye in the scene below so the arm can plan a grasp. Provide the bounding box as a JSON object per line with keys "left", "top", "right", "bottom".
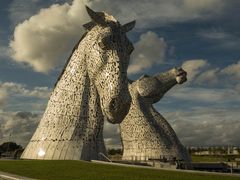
{"left": 98, "top": 41, "right": 106, "bottom": 49}
{"left": 98, "top": 36, "right": 112, "bottom": 50}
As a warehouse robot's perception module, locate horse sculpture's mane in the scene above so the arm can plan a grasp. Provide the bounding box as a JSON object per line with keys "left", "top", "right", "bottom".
{"left": 54, "top": 32, "right": 87, "bottom": 88}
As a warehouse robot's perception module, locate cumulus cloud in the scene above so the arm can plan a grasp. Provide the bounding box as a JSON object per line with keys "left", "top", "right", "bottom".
{"left": 180, "top": 60, "right": 240, "bottom": 90}
{"left": 11, "top": 3, "right": 167, "bottom": 75}
{"left": 103, "top": 121, "right": 122, "bottom": 149}
{"left": 161, "top": 59, "right": 240, "bottom": 108}
{"left": 0, "top": 82, "right": 50, "bottom": 99}
{"left": 198, "top": 29, "right": 231, "bottom": 40}
{"left": 128, "top": 31, "right": 167, "bottom": 75}
{"left": 91, "top": 0, "right": 226, "bottom": 28}
{"left": 104, "top": 99, "right": 240, "bottom": 147}
{"left": 236, "top": 84, "right": 240, "bottom": 94}
{"left": 0, "top": 89, "right": 7, "bottom": 106}
{"left": 195, "top": 68, "right": 219, "bottom": 85}
{"left": 3, "top": 108, "right": 238, "bottom": 148}
{"left": 167, "top": 87, "right": 240, "bottom": 103}
{"left": 0, "top": 46, "right": 11, "bottom": 59}
{"left": 9, "top": 0, "right": 232, "bottom": 74}
{"left": 8, "top": 0, "right": 75, "bottom": 25}
{"left": 0, "top": 81, "right": 50, "bottom": 112}
{"left": 183, "top": 0, "right": 224, "bottom": 12}
{"left": 0, "top": 111, "right": 40, "bottom": 146}
{"left": 10, "top": 0, "right": 90, "bottom": 73}
{"left": 8, "top": 0, "right": 42, "bottom": 26}
{"left": 182, "top": 59, "right": 209, "bottom": 81}
{"left": 221, "top": 60, "right": 240, "bottom": 80}
{"left": 164, "top": 108, "right": 240, "bottom": 146}
{"left": 197, "top": 29, "right": 240, "bottom": 50}
{"left": 180, "top": 59, "right": 240, "bottom": 88}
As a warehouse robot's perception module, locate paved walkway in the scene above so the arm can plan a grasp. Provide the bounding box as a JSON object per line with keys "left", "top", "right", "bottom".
{"left": 0, "top": 171, "right": 36, "bottom": 180}
{"left": 91, "top": 160, "right": 240, "bottom": 177}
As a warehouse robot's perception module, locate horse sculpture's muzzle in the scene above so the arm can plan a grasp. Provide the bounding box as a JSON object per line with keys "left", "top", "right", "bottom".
{"left": 105, "top": 93, "right": 131, "bottom": 124}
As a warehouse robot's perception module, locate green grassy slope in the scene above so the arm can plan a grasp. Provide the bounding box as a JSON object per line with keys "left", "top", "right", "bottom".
{"left": 0, "top": 160, "right": 239, "bottom": 180}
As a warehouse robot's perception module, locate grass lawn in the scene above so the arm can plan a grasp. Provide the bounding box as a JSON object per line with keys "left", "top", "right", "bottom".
{"left": 0, "top": 160, "right": 239, "bottom": 180}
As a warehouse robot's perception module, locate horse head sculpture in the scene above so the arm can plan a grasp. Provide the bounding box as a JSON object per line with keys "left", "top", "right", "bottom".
{"left": 21, "top": 6, "right": 135, "bottom": 160}
{"left": 82, "top": 6, "right": 134, "bottom": 123}
{"left": 120, "top": 67, "right": 191, "bottom": 162}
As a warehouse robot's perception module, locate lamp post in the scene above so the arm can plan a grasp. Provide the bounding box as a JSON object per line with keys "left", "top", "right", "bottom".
{"left": 6, "top": 133, "right": 12, "bottom": 157}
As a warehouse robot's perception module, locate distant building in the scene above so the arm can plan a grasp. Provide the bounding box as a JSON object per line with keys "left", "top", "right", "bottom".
{"left": 188, "top": 146, "right": 240, "bottom": 155}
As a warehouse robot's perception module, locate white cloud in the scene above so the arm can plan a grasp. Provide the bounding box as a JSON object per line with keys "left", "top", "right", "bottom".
{"left": 0, "top": 82, "right": 51, "bottom": 111}
{"left": 9, "top": 0, "right": 231, "bottom": 74}
{"left": 235, "top": 84, "right": 240, "bottom": 94}
{"left": 8, "top": 0, "right": 41, "bottom": 26}
{"left": 91, "top": 0, "right": 226, "bottom": 28}
{"left": 164, "top": 108, "right": 240, "bottom": 146}
{"left": 0, "top": 46, "right": 11, "bottom": 59}
{"left": 0, "top": 82, "right": 50, "bottom": 99}
{"left": 183, "top": 0, "right": 224, "bottom": 11}
{"left": 197, "top": 29, "right": 240, "bottom": 50}
{"left": 10, "top": 0, "right": 90, "bottom": 73}
{"left": 128, "top": 31, "right": 167, "bottom": 75}
{"left": 0, "top": 111, "right": 40, "bottom": 146}
{"left": 167, "top": 60, "right": 240, "bottom": 108}
{"left": 221, "top": 61, "right": 240, "bottom": 80}
{"left": 195, "top": 68, "right": 219, "bottom": 85}
{"left": 3, "top": 107, "right": 238, "bottom": 148}
{"left": 103, "top": 121, "right": 122, "bottom": 149}
{"left": 180, "top": 60, "right": 240, "bottom": 89}
{"left": 198, "top": 29, "right": 231, "bottom": 40}
{"left": 167, "top": 87, "right": 240, "bottom": 103}
{"left": 182, "top": 59, "right": 209, "bottom": 82}
{"left": 0, "top": 89, "right": 7, "bottom": 106}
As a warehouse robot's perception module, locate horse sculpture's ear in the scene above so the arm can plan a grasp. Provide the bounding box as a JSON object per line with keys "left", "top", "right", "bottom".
{"left": 86, "top": 6, "right": 105, "bottom": 25}
{"left": 121, "top": 20, "right": 136, "bottom": 33}
{"left": 83, "top": 22, "right": 95, "bottom": 31}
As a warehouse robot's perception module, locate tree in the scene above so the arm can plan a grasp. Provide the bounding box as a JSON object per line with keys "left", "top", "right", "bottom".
{"left": 107, "top": 148, "right": 122, "bottom": 155}
{"left": 0, "top": 142, "right": 22, "bottom": 153}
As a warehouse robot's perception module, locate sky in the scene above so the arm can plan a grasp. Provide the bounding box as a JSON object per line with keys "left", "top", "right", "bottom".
{"left": 0, "top": 0, "right": 240, "bottom": 148}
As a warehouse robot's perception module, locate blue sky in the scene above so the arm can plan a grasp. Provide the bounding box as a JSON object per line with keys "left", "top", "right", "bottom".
{"left": 0, "top": 0, "right": 239, "bottom": 148}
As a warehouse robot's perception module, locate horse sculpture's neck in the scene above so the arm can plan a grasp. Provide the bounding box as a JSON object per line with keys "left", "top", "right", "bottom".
{"left": 21, "top": 33, "right": 107, "bottom": 160}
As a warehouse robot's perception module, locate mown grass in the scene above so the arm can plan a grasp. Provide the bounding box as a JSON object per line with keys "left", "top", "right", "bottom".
{"left": 0, "top": 160, "right": 239, "bottom": 180}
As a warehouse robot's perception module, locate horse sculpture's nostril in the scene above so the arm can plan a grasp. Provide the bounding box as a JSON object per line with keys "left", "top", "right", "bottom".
{"left": 110, "top": 98, "right": 118, "bottom": 111}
